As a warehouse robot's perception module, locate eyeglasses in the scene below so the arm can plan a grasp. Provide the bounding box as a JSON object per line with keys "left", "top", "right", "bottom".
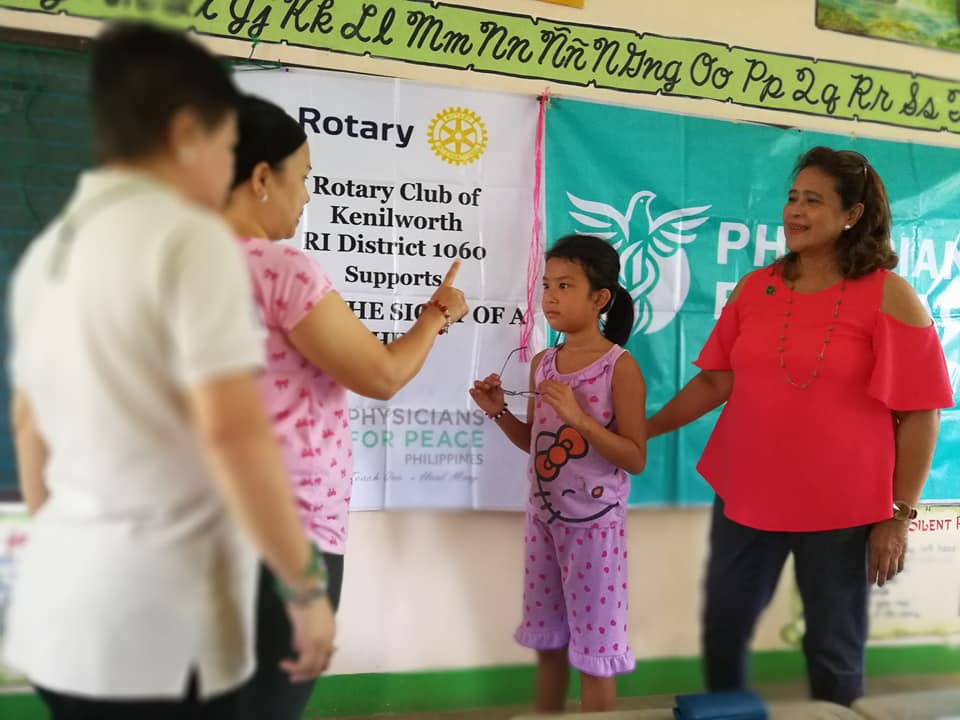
{"left": 497, "top": 346, "right": 541, "bottom": 397}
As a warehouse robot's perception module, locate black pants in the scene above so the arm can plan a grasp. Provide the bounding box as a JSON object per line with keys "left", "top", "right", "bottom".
{"left": 239, "top": 553, "right": 344, "bottom": 720}
{"left": 702, "top": 498, "right": 870, "bottom": 706}
{"left": 36, "top": 674, "right": 242, "bottom": 720}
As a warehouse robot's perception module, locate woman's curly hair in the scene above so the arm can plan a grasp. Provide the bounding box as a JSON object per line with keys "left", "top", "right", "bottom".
{"left": 779, "top": 146, "right": 898, "bottom": 281}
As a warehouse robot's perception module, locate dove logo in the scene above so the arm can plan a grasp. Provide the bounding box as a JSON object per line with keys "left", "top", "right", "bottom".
{"left": 567, "top": 191, "right": 711, "bottom": 336}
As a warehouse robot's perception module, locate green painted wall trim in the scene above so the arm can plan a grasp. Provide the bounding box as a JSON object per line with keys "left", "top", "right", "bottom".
{"left": 3, "top": 644, "right": 959, "bottom": 719}
{"left": 296, "top": 651, "right": 803, "bottom": 717}
{"left": 0, "top": 692, "right": 47, "bottom": 718}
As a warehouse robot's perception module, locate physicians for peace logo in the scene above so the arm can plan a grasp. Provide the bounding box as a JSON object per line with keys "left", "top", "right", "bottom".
{"left": 427, "top": 107, "right": 488, "bottom": 166}
{"left": 567, "top": 190, "right": 711, "bottom": 336}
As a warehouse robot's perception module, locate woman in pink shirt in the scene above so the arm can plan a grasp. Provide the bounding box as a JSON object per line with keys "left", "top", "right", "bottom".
{"left": 648, "top": 147, "right": 952, "bottom": 706}
{"left": 223, "top": 95, "right": 468, "bottom": 719}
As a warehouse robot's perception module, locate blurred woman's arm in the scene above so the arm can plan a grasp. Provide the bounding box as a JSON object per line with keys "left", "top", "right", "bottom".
{"left": 12, "top": 391, "right": 49, "bottom": 514}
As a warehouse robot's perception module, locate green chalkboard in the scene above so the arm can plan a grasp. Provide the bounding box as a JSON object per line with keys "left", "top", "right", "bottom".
{"left": 0, "top": 40, "right": 94, "bottom": 496}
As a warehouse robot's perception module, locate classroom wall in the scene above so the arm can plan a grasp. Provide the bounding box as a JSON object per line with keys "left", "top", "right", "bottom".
{"left": 1, "top": 0, "right": 958, "bottom": 677}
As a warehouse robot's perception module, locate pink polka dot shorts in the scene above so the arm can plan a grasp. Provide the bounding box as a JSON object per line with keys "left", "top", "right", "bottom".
{"left": 514, "top": 512, "right": 635, "bottom": 678}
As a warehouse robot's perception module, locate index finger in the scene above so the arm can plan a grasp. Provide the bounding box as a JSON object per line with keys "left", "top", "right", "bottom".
{"left": 441, "top": 260, "right": 461, "bottom": 287}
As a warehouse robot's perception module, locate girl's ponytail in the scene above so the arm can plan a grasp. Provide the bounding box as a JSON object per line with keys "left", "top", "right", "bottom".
{"left": 602, "top": 284, "right": 634, "bottom": 347}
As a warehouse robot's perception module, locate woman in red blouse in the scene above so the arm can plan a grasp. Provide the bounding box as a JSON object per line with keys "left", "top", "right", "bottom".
{"left": 648, "top": 146, "right": 953, "bottom": 705}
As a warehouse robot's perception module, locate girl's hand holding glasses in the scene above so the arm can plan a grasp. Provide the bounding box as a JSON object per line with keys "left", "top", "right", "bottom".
{"left": 470, "top": 374, "right": 506, "bottom": 417}
{"left": 538, "top": 379, "right": 586, "bottom": 428}
{"left": 470, "top": 347, "right": 542, "bottom": 417}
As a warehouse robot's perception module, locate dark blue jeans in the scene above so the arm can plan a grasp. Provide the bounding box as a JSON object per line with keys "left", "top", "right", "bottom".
{"left": 702, "top": 498, "right": 870, "bottom": 706}
{"left": 239, "top": 553, "right": 345, "bottom": 720}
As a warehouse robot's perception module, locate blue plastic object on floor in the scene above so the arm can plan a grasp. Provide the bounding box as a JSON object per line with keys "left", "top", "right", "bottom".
{"left": 674, "top": 690, "right": 768, "bottom": 720}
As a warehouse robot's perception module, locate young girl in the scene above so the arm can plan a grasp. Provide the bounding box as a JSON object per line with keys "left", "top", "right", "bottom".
{"left": 470, "top": 234, "right": 647, "bottom": 713}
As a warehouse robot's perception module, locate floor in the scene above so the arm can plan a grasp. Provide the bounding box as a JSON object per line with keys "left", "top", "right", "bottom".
{"left": 320, "top": 673, "right": 960, "bottom": 719}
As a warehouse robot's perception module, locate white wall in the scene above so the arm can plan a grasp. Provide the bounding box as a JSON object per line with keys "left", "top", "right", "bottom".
{"left": 1, "top": 0, "right": 956, "bottom": 675}
{"left": 335, "top": 508, "right": 735, "bottom": 674}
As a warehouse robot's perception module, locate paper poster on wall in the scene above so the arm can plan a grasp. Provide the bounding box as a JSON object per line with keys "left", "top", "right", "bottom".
{"left": 0, "top": 506, "right": 28, "bottom": 690}
{"left": 870, "top": 505, "right": 960, "bottom": 640}
{"left": 818, "top": 0, "right": 960, "bottom": 53}
{"left": 234, "top": 68, "right": 538, "bottom": 511}
{"left": 778, "top": 505, "right": 960, "bottom": 645}
{"left": 545, "top": 96, "right": 960, "bottom": 506}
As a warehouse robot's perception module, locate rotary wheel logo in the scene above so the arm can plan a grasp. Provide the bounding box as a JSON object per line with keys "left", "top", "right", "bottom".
{"left": 427, "top": 106, "right": 488, "bottom": 166}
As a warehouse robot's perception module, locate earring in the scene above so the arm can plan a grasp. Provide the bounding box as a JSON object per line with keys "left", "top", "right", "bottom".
{"left": 843, "top": 224, "right": 851, "bottom": 230}
{"left": 260, "top": 194, "right": 269, "bottom": 204}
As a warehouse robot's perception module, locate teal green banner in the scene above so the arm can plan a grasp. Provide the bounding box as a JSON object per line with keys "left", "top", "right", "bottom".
{"left": 545, "top": 98, "right": 960, "bottom": 505}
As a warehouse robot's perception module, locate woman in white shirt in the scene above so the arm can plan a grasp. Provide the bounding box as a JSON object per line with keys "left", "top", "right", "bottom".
{"left": 3, "top": 23, "right": 334, "bottom": 720}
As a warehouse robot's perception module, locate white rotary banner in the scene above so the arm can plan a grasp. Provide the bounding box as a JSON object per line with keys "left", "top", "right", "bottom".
{"left": 235, "top": 67, "right": 540, "bottom": 510}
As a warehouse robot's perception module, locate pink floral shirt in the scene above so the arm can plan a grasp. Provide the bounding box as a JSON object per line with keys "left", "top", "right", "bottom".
{"left": 240, "top": 237, "right": 353, "bottom": 554}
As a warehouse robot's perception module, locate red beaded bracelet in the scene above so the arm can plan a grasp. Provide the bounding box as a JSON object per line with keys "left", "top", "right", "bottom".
{"left": 423, "top": 299, "right": 452, "bottom": 334}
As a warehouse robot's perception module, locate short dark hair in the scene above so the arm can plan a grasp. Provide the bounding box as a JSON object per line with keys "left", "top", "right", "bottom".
{"left": 90, "top": 22, "right": 239, "bottom": 162}
{"left": 546, "top": 234, "right": 635, "bottom": 346}
{"left": 232, "top": 95, "right": 308, "bottom": 189}
{"left": 781, "top": 146, "right": 897, "bottom": 280}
